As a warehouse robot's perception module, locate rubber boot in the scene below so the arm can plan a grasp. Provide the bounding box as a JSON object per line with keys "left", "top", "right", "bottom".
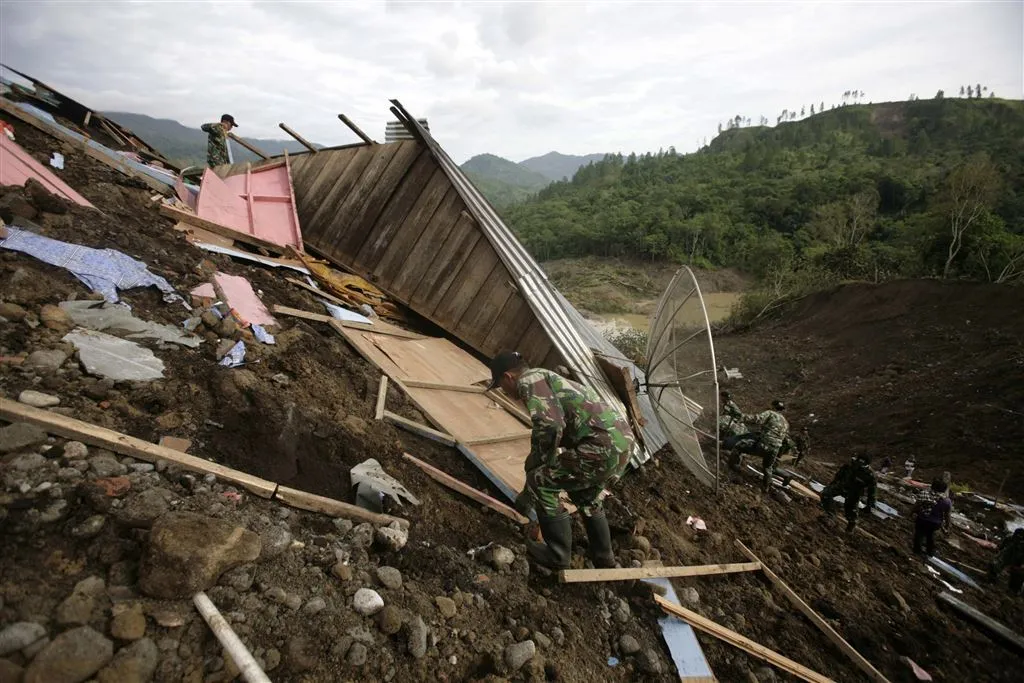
{"left": 527, "top": 511, "right": 572, "bottom": 570}
{"left": 583, "top": 511, "right": 616, "bottom": 569}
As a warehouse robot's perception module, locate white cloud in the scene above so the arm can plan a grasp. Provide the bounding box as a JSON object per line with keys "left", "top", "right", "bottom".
{"left": 0, "top": 0, "right": 1020, "bottom": 163}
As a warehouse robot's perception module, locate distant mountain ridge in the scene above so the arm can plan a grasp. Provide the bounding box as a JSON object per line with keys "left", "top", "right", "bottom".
{"left": 519, "top": 151, "right": 609, "bottom": 182}
{"left": 104, "top": 111, "right": 316, "bottom": 167}
{"left": 459, "top": 151, "right": 610, "bottom": 208}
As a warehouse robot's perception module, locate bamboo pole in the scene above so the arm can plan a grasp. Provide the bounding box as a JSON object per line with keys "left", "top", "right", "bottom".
{"left": 560, "top": 561, "right": 762, "bottom": 584}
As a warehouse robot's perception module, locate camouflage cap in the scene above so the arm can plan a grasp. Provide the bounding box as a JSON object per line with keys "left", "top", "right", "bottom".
{"left": 487, "top": 351, "right": 524, "bottom": 390}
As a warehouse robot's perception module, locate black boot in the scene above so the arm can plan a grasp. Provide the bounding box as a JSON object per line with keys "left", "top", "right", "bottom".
{"left": 528, "top": 511, "right": 572, "bottom": 569}
{"left": 583, "top": 511, "right": 616, "bottom": 569}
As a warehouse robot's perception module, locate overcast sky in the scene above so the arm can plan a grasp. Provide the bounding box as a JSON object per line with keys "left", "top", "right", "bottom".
{"left": 1, "top": 1, "right": 1021, "bottom": 163}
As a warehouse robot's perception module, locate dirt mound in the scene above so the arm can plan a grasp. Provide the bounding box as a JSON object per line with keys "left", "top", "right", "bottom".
{"left": 716, "top": 279, "right": 1024, "bottom": 497}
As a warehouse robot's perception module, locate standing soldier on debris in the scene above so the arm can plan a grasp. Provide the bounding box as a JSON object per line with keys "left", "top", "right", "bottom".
{"left": 820, "top": 453, "right": 877, "bottom": 532}
{"left": 200, "top": 114, "right": 237, "bottom": 167}
{"left": 728, "top": 400, "right": 790, "bottom": 492}
{"left": 912, "top": 478, "right": 952, "bottom": 556}
{"left": 488, "top": 351, "right": 634, "bottom": 570}
{"left": 989, "top": 529, "right": 1024, "bottom": 594}
{"left": 791, "top": 426, "right": 811, "bottom": 466}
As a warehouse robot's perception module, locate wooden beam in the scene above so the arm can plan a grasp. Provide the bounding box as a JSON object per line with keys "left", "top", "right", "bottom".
{"left": 486, "top": 390, "right": 532, "bottom": 427}
{"left": 0, "top": 398, "right": 276, "bottom": 499}
{"left": 278, "top": 123, "right": 318, "bottom": 153}
{"left": 654, "top": 595, "right": 834, "bottom": 683}
{"left": 274, "top": 485, "right": 408, "bottom": 529}
{"left": 383, "top": 410, "right": 456, "bottom": 447}
{"left": 284, "top": 276, "right": 352, "bottom": 307}
{"left": 227, "top": 132, "right": 269, "bottom": 159}
{"left": 271, "top": 304, "right": 426, "bottom": 340}
{"left": 403, "top": 452, "right": 528, "bottom": 525}
{"left": 560, "top": 561, "right": 762, "bottom": 584}
{"left": 462, "top": 432, "right": 532, "bottom": 446}
{"left": 937, "top": 592, "right": 1024, "bottom": 654}
{"left": 0, "top": 97, "right": 171, "bottom": 195}
{"left": 159, "top": 204, "right": 285, "bottom": 255}
{"left": 338, "top": 113, "right": 375, "bottom": 144}
{"left": 375, "top": 376, "right": 388, "bottom": 420}
{"left": 402, "top": 380, "right": 486, "bottom": 393}
{"left": 736, "top": 540, "right": 891, "bottom": 683}
{"left": 83, "top": 110, "right": 92, "bottom": 127}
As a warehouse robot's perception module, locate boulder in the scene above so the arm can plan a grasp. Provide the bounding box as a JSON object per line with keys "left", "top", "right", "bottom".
{"left": 55, "top": 576, "right": 106, "bottom": 626}
{"left": 138, "top": 512, "right": 261, "bottom": 599}
{"left": 0, "top": 622, "right": 46, "bottom": 657}
{"left": 96, "top": 637, "right": 158, "bottom": 683}
{"left": 110, "top": 603, "right": 147, "bottom": 640}
{"left": 0, "top": 422, "right": 47, "bottom": 454}
{"left": 39, "top": 305, "right": 73, "bottom": 332}
{"left": 504, "top": 640, "right": 536, "bottom": 671}
{"left": 23, "top": 626, "right": 113, "bottom": 683}
{"left": 115, "top": 488, "right": 176, "bottom": 528}
{"left": 23, "top": 349, "right": 67, "bottom": 372}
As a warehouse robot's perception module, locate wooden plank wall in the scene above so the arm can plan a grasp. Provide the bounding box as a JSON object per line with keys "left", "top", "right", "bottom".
{"left": 218, "top": 144, "right": 560, "bottom": 367}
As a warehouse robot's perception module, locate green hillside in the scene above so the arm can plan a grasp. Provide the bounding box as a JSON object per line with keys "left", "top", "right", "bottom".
{"left": 520, "top": 151, "right": 609, "bottom": 182}
{"left": 104, "top": 112, "right": 317, "bottom": 168}
{"left": 505, "top": 98, "right": 1024, "bottom": 291}
{"left": 462, "top": 153, "right": 552, "bottom": 208}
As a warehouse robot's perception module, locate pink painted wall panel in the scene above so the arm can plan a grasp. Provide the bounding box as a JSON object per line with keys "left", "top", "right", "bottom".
{"left": 195, "top": 169, "right": 249, "bottom": 233}
{"left": 0, "top": 135, "right": 94, "bottom": 207}
{"left": 197, "top": 164, "right": 302, "bottom": 250}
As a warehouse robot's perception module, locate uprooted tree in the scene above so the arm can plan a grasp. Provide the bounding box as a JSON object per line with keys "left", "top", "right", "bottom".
{"left": 941, "top": 153, "right": 1001, "bottom": 279}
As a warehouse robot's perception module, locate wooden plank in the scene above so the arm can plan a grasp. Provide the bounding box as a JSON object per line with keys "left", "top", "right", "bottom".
{"left": 356, "top": 150, "right": 438, "bottom": 270}
{"left": 409, "top": 212, "right": 479, "bottom": 308}
{"left": 453, "top": 266, "right": 517, "bottom": 344}
{"left": 282, "top": 151, "right": 304, "bottom": 252}
{"left": 282, "top": 276, "right": 353, "bottom": 308}
{"left": 334, "top": 140, "right": 422, "bottom": 258}
{"left": 228, "top": 132, "right": 268, "bottom": 159}
{"left": 482, "top": 294, "right": 534, "bottom": 358}
{"left": 159, "top": 204, "right": 284, "bottom": 255}
{"left": 402, "top": 452, "right": 528, "bottom": 525}
{"left": 278, "top": 123, "right": 318, "bottom": 153}
{"left": 271, "top": 304, "right": 425, "bottom": 340}
{"left": 401, "top": 380, "right": 486, "bottom": 393}
{"left": 289, "top": 147, "right": 341, "bottom": 202}
{"left": 273, "top": 485, "right": 408, "bottom": 528}
{"left": 383, "top": 410, "right": 456, "bottom": 447}
{"left": 655, "top": 595, "right": 834, "bottom": 683}
{"left": 736, "top": 540, "right": 891, "bottom": 683}
{"left": 0, "top": 398, "right": 276, "bottom": 498}
{"left": 937, "top": 591, "right": 1024, "bottom": 654}
{"left": 560, "top": 562, "right": 762, "bottom": 584}
{"left": 430, "top": 238, "right": 499, "bottom": 320}
{"left": 462, "top": 432, "right": 531, "bottom": 446}
{"left": 0, "top": 97, "right": 171, "bottom": 195}
{"left": 595, "top": 356, "right": 646, "bottom": 427}
{"left": 374, "top": 376, "right": 388, "bottom": 420}
{"left": 373, "top": 167, "right": 453, "bottom": 289}
{"left": 302, "top": 145, "right": 379, "bottom": 241}
{"left": 158, "top": 436, "right": 192, "bottom": 452}
{"left": 486, "top": 390, "right": 532, "bottom": 427}
{"left": 338, "top": 113, "right": 375, "bottom": 144}
{"left": 515, "top": 317, "right": 556, "bottom": 369}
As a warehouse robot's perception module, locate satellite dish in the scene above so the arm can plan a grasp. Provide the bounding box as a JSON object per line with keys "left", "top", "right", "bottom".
{"left": 643, "top": 266, "right": 721, "bottom": 490}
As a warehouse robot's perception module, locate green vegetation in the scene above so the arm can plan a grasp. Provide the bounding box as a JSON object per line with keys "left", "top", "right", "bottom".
{"left": 506, "top": 99, "right": 1024, "bottom": 314}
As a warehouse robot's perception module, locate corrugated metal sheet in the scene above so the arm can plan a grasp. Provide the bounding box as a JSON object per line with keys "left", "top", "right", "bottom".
{"left": 389, "top": 100, "right": 650, "bottom": 464}
{"left": 385, "top": 119, "right": 428, "bottom": 143}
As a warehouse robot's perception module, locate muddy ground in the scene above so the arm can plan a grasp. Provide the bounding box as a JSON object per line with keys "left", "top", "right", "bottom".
{"left": 2, "top": 110, "right": 1022, "bottom": 683}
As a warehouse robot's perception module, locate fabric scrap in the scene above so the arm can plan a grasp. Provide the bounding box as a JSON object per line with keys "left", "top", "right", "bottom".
{"left": 0, "top": 226, "right": 179, "bottom": 304}
{"left": 218, "top": 340, "right": 246, "bottom": 368}
{"left": 50, "top": 152, "right": 64, "bottom": 170}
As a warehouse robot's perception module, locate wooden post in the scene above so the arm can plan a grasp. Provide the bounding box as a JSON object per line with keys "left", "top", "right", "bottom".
{"left": 83, "top": 110, "right": 92, "bottom": 127}
{"left": 560, "top": 561, "right": 762, "bottom": 584}
{"left": 228, "top": 132, "right": 269, "bottom": 159}
{"left": 736, "top": 540, "right": 891, "bottom": 683}
{"left": 937, "top": 591, "right": 1024, "bottom": 654}
{"left": 338, "top": 113, "right": 375, "bottom": 144}
{"left": 278, "top": 123, "right": 318, "bottom": 153}
{"left": 654, "top": 595, "right": 834, "bottom": 683}
{"left": 382, "top": 410, "right": 456, "bottom": 447}
{"left": 402, "top": 452, "right": 528, "bottom": 524}
{"left": 375, "top": 376, "right": 388, "bottom": 420}
{"left": 194, "top": 593, "right": 272, "bottom": 683}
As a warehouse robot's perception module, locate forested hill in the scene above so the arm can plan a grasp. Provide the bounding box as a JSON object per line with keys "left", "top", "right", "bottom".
{"left": 505, "top": 98, "right": 1024, "bottom": 285}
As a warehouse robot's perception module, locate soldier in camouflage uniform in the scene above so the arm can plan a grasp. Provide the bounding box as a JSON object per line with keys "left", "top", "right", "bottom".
{"left": 989, "top": 528, "right": 1024, "bottom": 594}
{"left": 726, "top": 400, "right": 790, "bottom": 492}
{"left": 488, "top": 351, "right": 634, "bottom": 570}
{"left": 200, "top": 114, "right": 237, "bottom": 167}
{"left": 820, "top": 453, "right": 877, "bottom": 532}
{"left": 718, "top": 391, "right": 746, "bottom": 440}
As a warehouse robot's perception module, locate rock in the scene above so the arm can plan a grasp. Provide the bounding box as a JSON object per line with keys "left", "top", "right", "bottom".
{"left": 95, "top": 637, "right": 157, "bottom": 683}
{"left": 755, "top": 666, "right": 779, "bottom": 682}
{"left": 611, "top": 598, "right": 630, "bottom": 624}
{"left": 619, "top": 634, "right": 641, "bottom": 655}
{"left": 638, "top": 648, "right": 663, "bottom": 674}
{"left": 40, "top": 499, "right": 68, "bottom": 523}
{"left": 504, "top": 640, "right": 536, "bottom": 671}
{"left": 217, "top": 317, "right": 238, "bottom": 338}
{"left": 110, "top": 603, "right": 147, "bottom": 640}
{"left": 376, "top": 605, "right": 403, "bottom": 635}
{"left": 0, "top": 659, "right": 24, "bottom": 682}
{"left": 285, "top": 636, "right": 319, "bottom": 673}
{"left": 24, "top": 349, "right": 67, "bottom": 371}
{"left": 353, "top": 588, "right": 385, "bottom": 617}
{"left": 63, "top": 441, "right": 88, "bottom": 459}
{"left": 349, "top": 522, "right": 374, "bottom": 549}
{"left": 0, "top": 622, "right": 46, "bottom": 656}
{"left": 264, "top": 587, "right": 287, "bottom": 604}
{"left": 376, "top": 523, "right": 408, "bottom": 551}
{"left": 259, "top": 526, "right": 292, "bottom": 560}
{"left": 138, "top": 512, "right": 261, "bottom": 599}
{"left": 264, "top": 648, "right": 281, "bottom": 672}
{"left": 347, "top": 642, "right": 368, "bottom": 666}
{"left": 57, "top": 467, "right": 84, "bottom": 483}
{"left": 0, "top": 422, "right": 47, "bottom": 454}
{"left": 302, "top": 597, "right": 326, "bottom": 615}
{"left": 220, "top": 564, "right": 255, "bottom": 592}
{"left": 551, "top": 627, "right": 565, "bottom": 646}
{"left": 18, "top": 390, "right": 60, "bottom": 408}
{"left": 116, "top": 487, "right": 176, "bottom": 528}
{"left": 407, "top": 616, "right": 428, "bottom": 659}
{"left": 89, "top": 454, "right": 127, "bottom": 478}
{"left": 375, "top": 566, "right": 403, "bottom": 590}
{"left": 763, "top": 546, "right": 783, "bottom": 566}
{"left": 891, "top": 589, "right": 911, "bottom": 615}
{"left": 40, "top": 305, "right": 73, "bottom": 332}
{"left": 6, "top": 451, "right": 46, "bottom": 471}
{"left": 284, "top": 593, "right": 302, "bottom": 611}
{"left": 332, "top": 562, "right": 353, "bottom": 581}
{"left": 0, "top": 302, "right": 28, "bottom": 321}
{"left": 23, "top": 626, "right": 113, "bottom": 683}
{"left": 481, "top": 545, "right": 516, "bottom": 571}
{"left": 435, "top": 596, "right": 457, "bottom": 619}
{"left": 87, "top": 476, "right": 132, "bottom": 501}
{"left": 680, "top": 587, "right": 700, "bottom": 606}
{"left": 333, "top": 517, "right": 354, "bottom": 535}
{"left": 55, "top": 576, "right": 106, "bottom": 626}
